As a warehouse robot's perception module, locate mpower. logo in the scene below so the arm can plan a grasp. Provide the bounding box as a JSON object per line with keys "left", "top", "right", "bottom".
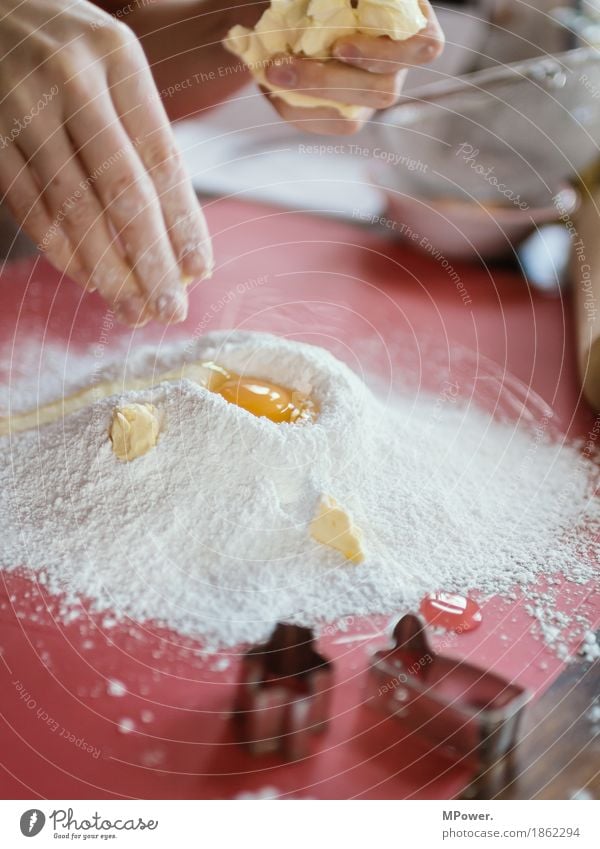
{"left": 19, "top": 809, "right": 46, "bottom": 837}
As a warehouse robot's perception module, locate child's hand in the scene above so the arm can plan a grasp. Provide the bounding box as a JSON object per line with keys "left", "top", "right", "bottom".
{"left": 0, "top": 0, "right": 213, "bottom": 326}
{"left": 263, "top": 0, "right": 444, "bottom": 135}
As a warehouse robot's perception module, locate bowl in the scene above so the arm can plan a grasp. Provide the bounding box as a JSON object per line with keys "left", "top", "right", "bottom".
{"left": 373, "top": 179, "right": 580, "bottom": 261}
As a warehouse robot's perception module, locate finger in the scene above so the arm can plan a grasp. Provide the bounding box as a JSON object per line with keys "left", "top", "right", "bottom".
{"left": 0, "top": 136, "right": 84, "bottom": 286}
{"left": 108, "top": 55, "right": 213, "bottom": 283}
{"left": 262, "top": 87, "right": 372, "bottom": 136}
{"left": 333, "top": 0, "right": 445, "bottom": 73}
{"left": 265, "top": 55, "right": 406, "bottom": 109}
{"left": 65, "top": 89, "right": 188, "bottom": 324}
{"left": 16, "top": 122, "right": 149, "bottom": 326}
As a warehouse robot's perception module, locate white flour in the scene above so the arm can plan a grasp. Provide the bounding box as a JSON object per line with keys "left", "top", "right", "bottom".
{"left": 0, "top": 330, "right": 598, "bottom": 648}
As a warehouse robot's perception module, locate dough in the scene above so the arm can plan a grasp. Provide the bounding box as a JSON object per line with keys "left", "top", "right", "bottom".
{"left": 110, "top": 403, "right": 161, "bottom": 462}
{"left": 310, "top": 495, "right": 365, "bottom": 562}
{"left": 224, "top": 0, "right": 427, "bottom": 118}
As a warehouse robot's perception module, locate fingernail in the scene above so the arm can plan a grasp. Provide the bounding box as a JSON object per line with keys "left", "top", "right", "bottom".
{"left": 76, "top": 271, "right": 96, "bottom": 293}
{"left": 182, "top": 247, "right": 211, "bottom": 277}
{"left": 200, "top": 257, "right": 214, "bottom": 281}
{"left": 154, "top": 291, "right": 188, "bottom": 323}
{"left": 334, "top": 44, "right": 362, "bottom": 63}
{"left": 70, "top": 270, "right": 95, "bottom": 292}
{"left": 115, "top": 296, "right": 149, "bottom": 327}
{"left": 266, "top": 58, "right": 298, "bottom": 88}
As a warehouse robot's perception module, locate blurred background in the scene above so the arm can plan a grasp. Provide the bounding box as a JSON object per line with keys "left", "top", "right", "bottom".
{"left": 167, "top": 0, "right": 599, "bottom": 270}
{"left": 3, "top": 1, "right": 599, "bottom": 269}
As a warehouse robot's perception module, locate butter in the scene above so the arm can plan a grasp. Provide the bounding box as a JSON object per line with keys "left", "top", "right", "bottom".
{"left": 224, "top": 0, "right": 427, "bottom": 118}
{"left": 310, "top": 495, "right": 365, "bottom": 562}
{"left": 109, "top": 403, "right": 161, "bottom": 462}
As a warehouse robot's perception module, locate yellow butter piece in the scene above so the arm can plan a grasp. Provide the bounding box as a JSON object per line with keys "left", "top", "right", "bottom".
{"left": 310, "top": 495, "right": 365, "bottom": 563}
{"left": 109, "top": 403, "right": 161, "bottom": 462}
{"left": 224, "top": 0, "right": 427, "bottom": 118}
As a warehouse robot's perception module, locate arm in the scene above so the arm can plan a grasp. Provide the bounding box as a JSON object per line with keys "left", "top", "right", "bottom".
{"left": 99, "top": 0, "right": 268, "bottom": 121}
{"left": 0, "top": 0, "right": 213, "bottom": 324}
{"left": 99, "top": 0, "right": 444, "bottom": 134}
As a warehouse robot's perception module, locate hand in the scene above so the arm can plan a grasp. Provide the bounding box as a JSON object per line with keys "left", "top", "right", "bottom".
{"left": 0, "top": 0, "right": 213, "bottom": 326}
{"left": 263, "top": 0, "right": 444, "bottom": 135}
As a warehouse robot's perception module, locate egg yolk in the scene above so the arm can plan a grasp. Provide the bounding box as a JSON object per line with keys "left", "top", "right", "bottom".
{"left": 200, "top": 362, "right": 316, "bottom": 423}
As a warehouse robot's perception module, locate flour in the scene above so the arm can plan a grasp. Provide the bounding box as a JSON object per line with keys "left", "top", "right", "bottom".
{"left": 107, "top": 679, "right": 127, "bottom": 697}
{"left": 0, "top": 342, "right": 88, "bottom": 413}
{"left": 0, "top": 330, "right": 598, "bottom": 649}
{"left": 0, "top": 340, "right": 128, "bottom": 413}
{"left": 118, "top": 718, "right": 136, "bottom": 735}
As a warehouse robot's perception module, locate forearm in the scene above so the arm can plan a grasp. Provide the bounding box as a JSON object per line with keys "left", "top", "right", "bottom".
{"left": 104, "top": 0, "right": 267, "bottom": 120}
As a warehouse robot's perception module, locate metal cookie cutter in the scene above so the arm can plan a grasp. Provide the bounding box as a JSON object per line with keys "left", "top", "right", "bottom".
{"left": 368, "top": 614, "right": 531, "bottom": 795}
{"left": 233, "top": 623, "right": 332, "bottom": 760}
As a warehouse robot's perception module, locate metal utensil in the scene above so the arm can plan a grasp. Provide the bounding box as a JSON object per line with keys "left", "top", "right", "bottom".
{"left": 374, "top": 47, "right": 600, "bottom": 207}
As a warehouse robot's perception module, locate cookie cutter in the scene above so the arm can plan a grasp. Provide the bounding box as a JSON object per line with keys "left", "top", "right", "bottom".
{"left": 368, "top": 614, "right": 531, "bottom": 794}
{"left": 233, "top": 623, "right": 332, "bottom": 760}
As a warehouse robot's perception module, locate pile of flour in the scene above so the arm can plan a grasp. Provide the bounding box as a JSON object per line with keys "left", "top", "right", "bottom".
{"left": 0, "top": 331, "right": 598, "bottom": 647}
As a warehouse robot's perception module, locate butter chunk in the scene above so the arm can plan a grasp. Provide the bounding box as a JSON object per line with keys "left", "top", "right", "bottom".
{"left": 310, "top": 495, "right": 365, "bottom": 563}
{"left": 110, "top": 403, "right": 160, "bottom": 462}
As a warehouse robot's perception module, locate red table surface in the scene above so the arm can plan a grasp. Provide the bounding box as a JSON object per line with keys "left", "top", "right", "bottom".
{"left": 0, "top": 197, "right": 598, "bottom": 800}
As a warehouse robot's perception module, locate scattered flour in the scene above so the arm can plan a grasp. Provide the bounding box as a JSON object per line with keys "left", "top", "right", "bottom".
{"left": 579, "top": 631, "right": 600, "bottom": 663}
{"left": 107, "top": 678, "right": 127, "bottom": 697}
{"left": 234, "top": 786, "right": 281, "bottom": 800}
{"left": 140, "top": 748, "right": 166, "bottom": 767}
{"left": 118, "top": 718, "right": 136, "bottom": 735}
{"left": 0, "top": 331, "right": 598, "bottom": 649}
{"left": 0, "top": 340, "right": 125, "bottom": 413}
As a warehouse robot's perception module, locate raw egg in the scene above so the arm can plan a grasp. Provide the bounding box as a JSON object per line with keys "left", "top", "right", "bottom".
{"left": 201, "top": 362, "right": 317, "bottom": 423}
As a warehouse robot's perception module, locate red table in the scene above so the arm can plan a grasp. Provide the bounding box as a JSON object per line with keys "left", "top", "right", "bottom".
{"left": 0, "top": 198, "right": 598, "bottom": 799}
